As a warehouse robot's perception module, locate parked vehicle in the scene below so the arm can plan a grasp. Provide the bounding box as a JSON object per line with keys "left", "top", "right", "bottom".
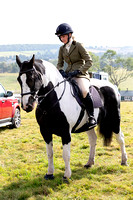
{"left": 0, "top": 83, "right": 21, "bottom": 128}
{"left": 89, "top": 71, "right": 109, "bottom": 81}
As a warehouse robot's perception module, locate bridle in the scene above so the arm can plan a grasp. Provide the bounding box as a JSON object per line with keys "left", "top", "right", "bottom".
{"left": 19, "top": 68, "right": 37, "bottom": 97}
{"left": 19, "top": 67, "right": 67, "bottom": 103}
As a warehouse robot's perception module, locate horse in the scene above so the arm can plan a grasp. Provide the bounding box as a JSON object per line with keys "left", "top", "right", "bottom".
{"left": 16, "top": 54, "right": 127, "bottom": 180}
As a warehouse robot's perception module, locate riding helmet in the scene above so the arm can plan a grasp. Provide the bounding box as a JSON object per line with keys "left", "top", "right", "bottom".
{"left": 55, "top": 23, "right": 73, "bottom": 36}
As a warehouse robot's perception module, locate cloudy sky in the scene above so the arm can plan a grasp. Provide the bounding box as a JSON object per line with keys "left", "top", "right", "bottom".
{"left": 0, "top": 0, "right": 133, "bottom": 47}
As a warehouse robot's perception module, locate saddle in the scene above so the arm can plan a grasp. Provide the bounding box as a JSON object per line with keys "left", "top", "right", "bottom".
{"left": 69, "top": 79, "right": 103, "bottom": 133}
{"left": 69, "top": 79, "right": 103, "bottom": 109}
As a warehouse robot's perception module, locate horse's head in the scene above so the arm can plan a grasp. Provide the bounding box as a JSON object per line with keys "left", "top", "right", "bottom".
{"left": 16, "top": 55, "right": 43, "bottom": 112}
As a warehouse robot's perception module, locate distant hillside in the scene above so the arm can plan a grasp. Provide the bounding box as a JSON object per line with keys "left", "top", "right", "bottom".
{"left": 0, "top": 44, "right": 61, "bottom": 62}
{"left": 0, "top": 44, "right": 61, "bottom": 52}
{"left": 0, "top": 44, "right": 133, "bottom": 55}
{"left": 87, "top": 46, "right": 133, "bottom": 56}
{"left": 0, "top": 44, "right": 133, "bottom": 63}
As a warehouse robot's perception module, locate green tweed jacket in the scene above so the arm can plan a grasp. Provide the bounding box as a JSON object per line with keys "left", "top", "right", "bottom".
{"left": 57, "top": 41, "right": 93, "bottom": 74}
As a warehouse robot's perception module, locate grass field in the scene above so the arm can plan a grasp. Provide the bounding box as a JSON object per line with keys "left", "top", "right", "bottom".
{"left": 0, "top": 73, "right": 20, "bottom": 93}
{"left": 0, "top": 102, "right": 133, "bottom": 200}
{"left": 0, "top": 51, "right": 38, "bottom": 57}
{"left": 0, "top": 73, "right": 133, "bottom": 199}
{"left": 0, "top": 72, "right": 133, "bottom": 94}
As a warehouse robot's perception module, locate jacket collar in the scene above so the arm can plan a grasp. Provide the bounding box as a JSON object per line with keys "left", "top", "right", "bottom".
{"left": 69, "top": 41, "right": 76, "bottom": 54}
{"left": 63, "top": 41, "right": 76, "bottom": 55}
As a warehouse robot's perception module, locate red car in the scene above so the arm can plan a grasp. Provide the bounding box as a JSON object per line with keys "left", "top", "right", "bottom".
{"left": 0, "top": 83, "right": 21, "bottom": 128}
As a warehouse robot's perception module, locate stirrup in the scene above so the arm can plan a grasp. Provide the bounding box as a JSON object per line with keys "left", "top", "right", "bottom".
{"left": 88, "top": 117, "right": 97, "bottom": 129}
{"left": 88, "top": 122, "right": 97, "bottom": 129}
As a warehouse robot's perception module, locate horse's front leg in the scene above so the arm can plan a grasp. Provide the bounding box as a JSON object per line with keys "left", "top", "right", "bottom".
{"left": 115, "top": 129, "right": 128, "bottom": 165}
{"left": 44, "top": 141, "right": 54, "bottom": 180}
{"left": 84, "top": 128, "right": 97, "bottom": 168}
{"left": 63, "top": 142, "right": 71, "bottom": 179}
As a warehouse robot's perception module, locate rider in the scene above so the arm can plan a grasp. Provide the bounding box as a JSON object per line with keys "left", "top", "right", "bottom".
{"left": 55, "top": 23, "right": 97, "bottom": 129}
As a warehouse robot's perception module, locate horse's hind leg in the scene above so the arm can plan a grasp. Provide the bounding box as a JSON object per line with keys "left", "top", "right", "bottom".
{"left": 115, "top": 129, "right": 128, "bottom": 165}
{"left": 84, "top": 128, "right": 97, "bottom": 168}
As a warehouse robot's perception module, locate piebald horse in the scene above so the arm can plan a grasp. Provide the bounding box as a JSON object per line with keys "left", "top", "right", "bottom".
{"left": 16, "top": 55, "right": 127, "bottom": 180}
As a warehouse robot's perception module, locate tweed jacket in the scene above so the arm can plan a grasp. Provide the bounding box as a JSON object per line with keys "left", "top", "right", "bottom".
{"left": 57, "top": 41, "right": 93, "bottom": 75}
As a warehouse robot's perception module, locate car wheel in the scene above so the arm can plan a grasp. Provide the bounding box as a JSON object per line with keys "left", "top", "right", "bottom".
{"left": 11, "top": 108, "right": 21, "bottom": 128}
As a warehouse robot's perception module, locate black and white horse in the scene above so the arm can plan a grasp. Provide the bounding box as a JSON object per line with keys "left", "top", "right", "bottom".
{"left": 16, "top": 55, "right": 127, "bottom": 180}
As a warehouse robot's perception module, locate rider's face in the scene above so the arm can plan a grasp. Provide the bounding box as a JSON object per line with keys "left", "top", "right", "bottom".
{"left": 60, "top": 34, "right": 68, "bottom": 44}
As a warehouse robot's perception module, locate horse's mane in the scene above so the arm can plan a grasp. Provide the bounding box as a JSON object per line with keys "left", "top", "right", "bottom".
{"left": 34, "top": 59, "right": 63, "bottom": 84}
{"left": 35, "top": 59, "right": 43, "bottom": 64}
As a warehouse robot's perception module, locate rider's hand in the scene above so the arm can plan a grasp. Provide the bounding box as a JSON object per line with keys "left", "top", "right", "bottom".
{"left": 59, "top": 70, "right": 68, "bottom": 78}
{"left": 68, "top": 70, "right": 82, "bottom": 78}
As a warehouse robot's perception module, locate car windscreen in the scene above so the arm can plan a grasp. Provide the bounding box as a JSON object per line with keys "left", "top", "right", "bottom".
{"left": 0, "top": 84, "right": 6, "bottom": 97}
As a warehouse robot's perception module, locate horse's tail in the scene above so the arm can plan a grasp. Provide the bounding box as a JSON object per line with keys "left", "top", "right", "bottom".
{"left": 98, "top": 86, "right": 120, "bottom": 146}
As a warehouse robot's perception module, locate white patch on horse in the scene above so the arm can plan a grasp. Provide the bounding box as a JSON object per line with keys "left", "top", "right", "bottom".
{"left": 59, "top": 83, "right": 82, "bottom": 129}
{"left": 46, "top": 141, "right": 54, "bottom": 174}
{"left": 115, "top": 129, "right": 127, "bottom": 165}
{"left": 42, "top": 60, "right": 77, "bottom": 128}
{"left": 63, "top": 142, "right": 71, "bottom": 178}
{"left": 20, "top": 74, "right": 31, "bottom": 109}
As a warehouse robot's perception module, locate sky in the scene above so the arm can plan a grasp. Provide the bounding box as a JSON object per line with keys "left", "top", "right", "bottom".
{"left": 0, "top": 0, "right": 133, "bottom": 47}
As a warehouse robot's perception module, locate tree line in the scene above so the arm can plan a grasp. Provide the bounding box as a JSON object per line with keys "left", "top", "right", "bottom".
{"left": 0, "top": 49, "right": 133, "bottom": 88}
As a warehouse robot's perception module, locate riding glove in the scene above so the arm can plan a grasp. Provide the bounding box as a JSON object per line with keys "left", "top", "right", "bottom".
{"left": 59, "top": 70, "right": 68, "bottom": 78}
{"left": 68, "top": 70, "right": 82, "bottom": 78}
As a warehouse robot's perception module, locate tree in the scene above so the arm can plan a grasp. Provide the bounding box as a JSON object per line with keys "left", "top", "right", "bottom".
{"left": 89, "top": 52, "right": 100, "bottom": 72}
{"left": 100, "top": 50, "right": 133, "bottom": 87}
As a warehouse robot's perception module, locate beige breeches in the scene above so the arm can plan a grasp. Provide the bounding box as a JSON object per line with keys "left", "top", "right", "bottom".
{"left": 74, "top": 77, "right": 91, "bottom": 98}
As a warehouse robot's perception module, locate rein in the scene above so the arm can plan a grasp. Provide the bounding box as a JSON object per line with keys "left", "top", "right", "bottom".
{"left": 37, "top": 79, "right": 67, "bottom": 100}
{"left": 37, "top": 79, "right": 67, "bottom": 118}
{"left": 19, "top": 67, "right": 67, "bottom": 100}
{"left": 19, "top": 67, "right": 68, "bottom": 111}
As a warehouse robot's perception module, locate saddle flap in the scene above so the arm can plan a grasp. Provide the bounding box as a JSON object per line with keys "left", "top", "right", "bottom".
{"left": 90, "top": 86, "right": 103, "bottom": 108}
{"left": 70, "top": 79, "right": 103, "bottom": 109}
{"left": 69, "top": 79, "right": 85, "bottom": 108}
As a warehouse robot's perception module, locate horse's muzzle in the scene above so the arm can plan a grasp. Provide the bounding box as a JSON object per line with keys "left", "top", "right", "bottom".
{"left": 22, "top": 96, "right": 36, "bottom": 112}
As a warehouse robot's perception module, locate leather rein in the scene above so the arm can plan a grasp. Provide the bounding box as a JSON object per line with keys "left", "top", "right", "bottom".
{"left": 19, "top": 67, "right": 67, "bottom": 104}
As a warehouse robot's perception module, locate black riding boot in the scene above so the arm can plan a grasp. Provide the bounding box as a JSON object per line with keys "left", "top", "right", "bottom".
{"left": 83, "top": 93, "right": 97, "bottom": 129}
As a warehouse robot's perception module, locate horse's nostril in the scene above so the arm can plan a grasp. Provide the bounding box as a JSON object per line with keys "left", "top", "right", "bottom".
{"left": 25, "top": 104, "right": 33, "bottom": 112}
{"left": 28, "top": 96, "right": 36, "bottom": 104}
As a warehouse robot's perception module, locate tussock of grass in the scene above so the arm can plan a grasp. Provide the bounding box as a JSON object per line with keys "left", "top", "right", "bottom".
{"left": 0, "top": 102, "right": 133, "bottom": 200}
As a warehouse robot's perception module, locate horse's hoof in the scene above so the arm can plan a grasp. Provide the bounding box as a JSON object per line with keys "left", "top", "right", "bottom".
{"left": 84, "top": 164, "right": 91, "bottom": 169}
{"left": 44, "top": 174, "right": 54, "bottom": 180}
{"left": 63, "top": 176, "right": 70, "bottom": 184}
{"left": 121, "top": 162, "right": 128, "bottom": 166}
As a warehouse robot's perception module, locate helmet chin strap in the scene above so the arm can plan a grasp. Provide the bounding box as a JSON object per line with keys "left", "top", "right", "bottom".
{"left": 67, "top": 34, "right": 72, "bottom": 44}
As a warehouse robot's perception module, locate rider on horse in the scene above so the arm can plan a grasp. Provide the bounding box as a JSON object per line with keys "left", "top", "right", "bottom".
{"left": 55, "top": 23, "right": 97, "bottom": 129}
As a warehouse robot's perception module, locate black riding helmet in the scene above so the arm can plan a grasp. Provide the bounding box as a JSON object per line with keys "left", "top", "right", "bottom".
{"left": 55, "top": 23, "right": 73, "bottom": 36}
{"left": 55, "top": 23, "right": 73, "bottom": 43}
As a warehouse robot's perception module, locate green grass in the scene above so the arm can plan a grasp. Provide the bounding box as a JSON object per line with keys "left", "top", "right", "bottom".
{"left": 0, "top": 102, "right": 133, "bottom": 200}
{"left": 0, "top": 73, "right": 133, "bottom": 94}
{"left": 119, "top": 75, "right": 133, "bottom": 90}
{"left": 0, "top": 73, "right": 20, "bottom": 93}
{"left": 0, "top": 51, "right": 38, "bottom": 57}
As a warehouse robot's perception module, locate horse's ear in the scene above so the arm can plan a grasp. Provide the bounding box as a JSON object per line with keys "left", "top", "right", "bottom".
{"left": 16, "top": 55, "right": 21, "bottom": 67}
{"left": 30, "top": 54, "right": 35, "bottom": 66}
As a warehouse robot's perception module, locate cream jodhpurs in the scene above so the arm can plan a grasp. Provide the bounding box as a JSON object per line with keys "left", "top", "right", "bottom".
{"left": 74, "top": 77, "right": 91, "bottom": 98}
